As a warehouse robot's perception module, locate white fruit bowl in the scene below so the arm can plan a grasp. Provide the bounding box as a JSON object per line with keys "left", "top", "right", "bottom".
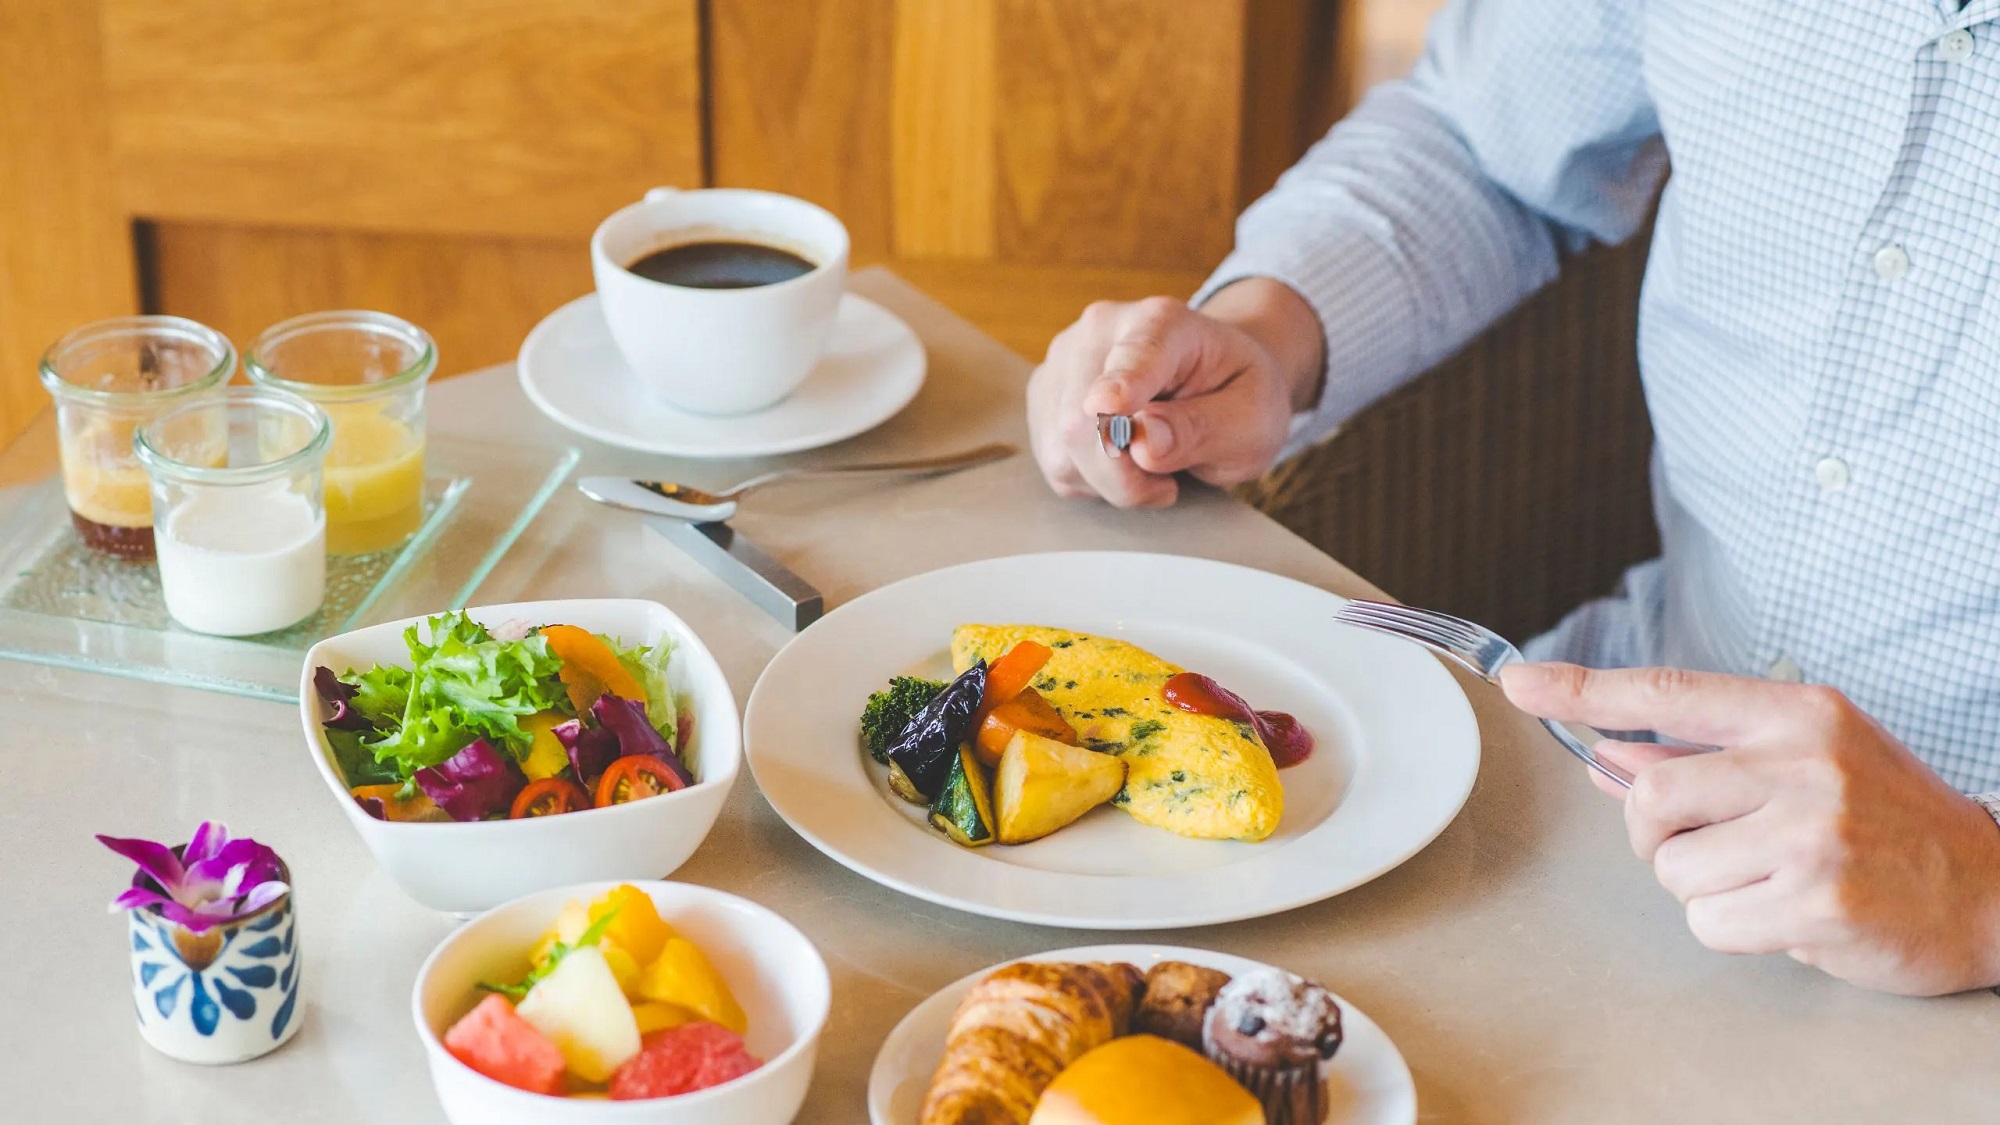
{"left": 414, "top": 881, "right": 829, "bottom": 1125}
{"left": 300, "top": 599, "right": 741, "bottom": 914}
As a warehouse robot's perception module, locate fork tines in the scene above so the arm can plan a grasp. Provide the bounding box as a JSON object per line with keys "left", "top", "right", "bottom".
{"left": 1333, "top": 599, "right": 1485, "bottom": 654}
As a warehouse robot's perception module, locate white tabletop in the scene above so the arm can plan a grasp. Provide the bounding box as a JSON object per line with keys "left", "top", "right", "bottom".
{"left": 6, "top": 270, "right": 1997, "bottom": 1123}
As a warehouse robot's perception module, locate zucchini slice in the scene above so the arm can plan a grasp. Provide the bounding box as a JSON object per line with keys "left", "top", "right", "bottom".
{"left": 886, "top": 760, "right": 928, "bottom": 805}
{"left": 928, "top": 744, "right": 996, "bottom": 847}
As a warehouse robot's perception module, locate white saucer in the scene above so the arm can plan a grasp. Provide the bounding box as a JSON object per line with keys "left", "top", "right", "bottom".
{"left": 517, "top": 292, "right": 927, "bottom": 459}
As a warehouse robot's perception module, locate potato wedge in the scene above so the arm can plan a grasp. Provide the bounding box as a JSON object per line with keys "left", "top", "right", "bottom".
{"left": 994, "top": 730, "right": 1127, "bottom": 844}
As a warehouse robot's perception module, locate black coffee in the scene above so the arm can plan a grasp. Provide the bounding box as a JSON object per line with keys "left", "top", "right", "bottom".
{"left": 626, "top": 241, "right": 816, "bottom": 289}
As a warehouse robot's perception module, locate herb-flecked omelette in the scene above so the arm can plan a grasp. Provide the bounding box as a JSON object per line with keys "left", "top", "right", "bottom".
{"left": 950, "top": 624, "right": 1283, "bottom": 841}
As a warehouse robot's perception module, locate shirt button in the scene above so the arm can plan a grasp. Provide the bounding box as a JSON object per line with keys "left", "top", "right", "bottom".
{"left": 1815, "top": 456, "right": 1851, "bottom": 491}
{"left": 1873, "top": 244, "right": 1911, "bottom": 280}
{"left": 1768, "top": 656, "right": 1804, "bottom": 683}
{"left": 1941, "top": 29, "right": 1976, "bottom": 62}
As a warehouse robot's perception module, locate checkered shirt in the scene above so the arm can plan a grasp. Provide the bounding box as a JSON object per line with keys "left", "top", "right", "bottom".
{"left": 1200, "top": 0, "right": 2000, "bottom": 792}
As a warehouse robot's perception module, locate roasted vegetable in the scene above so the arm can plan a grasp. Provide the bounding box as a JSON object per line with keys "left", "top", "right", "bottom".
{"left": 971, "top": 642, "right": 1053, "bottom": 732}
{"left": 860, "top": 676, "right": 947, "bottom": 763}
{"left": 884, "top": 662, "right": 987, "bottom": 799}
{"left": 994, "top": 730, "right": 1126, "bottom": 844}
{"left": 929, "top": 745, "right": 996, "bottom": 847}
{"left": 973, "top": 687, "right": 1080, "bottom": 766}
{"left": 886, "top": 761, "right": 927, "bottom": 804}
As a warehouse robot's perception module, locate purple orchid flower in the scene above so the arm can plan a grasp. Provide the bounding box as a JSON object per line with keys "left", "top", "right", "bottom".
{"left": 97, "top": 822, "right": 290, "bottom": 934}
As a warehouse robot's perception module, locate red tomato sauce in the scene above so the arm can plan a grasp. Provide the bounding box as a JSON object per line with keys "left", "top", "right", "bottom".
{"left": 1161, "top": 672, "right": 1315, "bottom": 768}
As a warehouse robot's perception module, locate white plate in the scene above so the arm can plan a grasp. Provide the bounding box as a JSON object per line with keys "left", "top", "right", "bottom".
{"left": 743, "top": 551, "right": 1479, "bottom": 929}
{"left": 518, "top": 292, "right": 926, "bottom": 459}
{"left": 868, "top": 944, "right": 1417, "bottom": 1125}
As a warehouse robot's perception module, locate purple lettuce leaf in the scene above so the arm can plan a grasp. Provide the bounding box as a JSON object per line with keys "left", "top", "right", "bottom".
{"left": 553, "top": 717, "right": 620, "bottom": 789}
{"left": 593, "top": 694, "right": 695, "bottom": 788}
{"left": 314, "top": 665, "right": 373, "bottom": 731}
{"left": 412, "top": 738, "right": 526, "bottom": 822}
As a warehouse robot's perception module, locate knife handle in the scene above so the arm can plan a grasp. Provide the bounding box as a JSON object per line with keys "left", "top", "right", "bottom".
{"left": 647, "top": 517, "right": 824, "bottom": 631}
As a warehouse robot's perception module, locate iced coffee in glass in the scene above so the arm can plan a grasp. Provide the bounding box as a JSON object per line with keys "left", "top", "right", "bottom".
{"left": 38, "top": 317, "right": 235, "bottom": 560}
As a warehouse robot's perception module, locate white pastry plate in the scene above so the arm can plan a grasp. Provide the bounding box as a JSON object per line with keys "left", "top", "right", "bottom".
{"left": 743, "top": 551, "right": 1480, "bottom": 930}
{"left": 868, "top": 944, "right": 1417, "bottom": 1125}
{"left": 517, "top": 291, "right": 926, "bottom": 459}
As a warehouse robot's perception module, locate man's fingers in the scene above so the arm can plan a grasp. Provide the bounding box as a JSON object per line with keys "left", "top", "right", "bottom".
{"left": 1682, "top": 878, "right": 1799, "bottom": 956}
{"left": 1126, "top": 377, "right": 1284, "bottom": 483}
{"left": 1499, "top": 662, "right": 1794, "bottom": 747}
{"left": 1624, "top": 750, "right": 1773, "bottom": 861}
{"left": 1082, "top": 299, "right": 1203, "bottom": 416}
{"left": 1650, "top": 806, "right": 1784, "bottom": 902}
{"left": 1584, "top": 738, "right": 1693, "bottom": 797}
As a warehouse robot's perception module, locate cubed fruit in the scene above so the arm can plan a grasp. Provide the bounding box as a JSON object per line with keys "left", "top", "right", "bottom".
{"left": 530, "top": 899, "right": 591, "bottom": 965}
{"left": 515, "top": 945, "right": 642, "bottom": 1083}
{"left": 610, "top": 1023, "right": 763, "bottom": 1101}
{"left": 974, "top": 688, "right": 1079, "bottom": 766}
{"left": 519, "top": 711, "right": 574, "bottom": 781}
{"left": 994, "top": 730, "right": 1127, "bottom": 844}
{"left": 632, "top": 1001, "right": 697, "bottom": 1035}
{"left": 588, "top": 884, "right": 676, "bottom": 966}
{"left": 443, "top": 994, "right": 566, "bottom": 1096}
{"left": 637, "top": 938, "right": 746, "bottom": 1034}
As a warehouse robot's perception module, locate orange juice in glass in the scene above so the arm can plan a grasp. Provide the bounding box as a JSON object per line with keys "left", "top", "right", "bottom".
{"left": 246, "top": 312, "right": 435, "bottom": 555}
{"left": 39, "top": 317, "right": 234, "bottom": 559}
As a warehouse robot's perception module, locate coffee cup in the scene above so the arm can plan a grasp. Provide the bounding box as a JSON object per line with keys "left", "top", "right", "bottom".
{"left": 591, "top": 187, "right": 850, "bottom": 415}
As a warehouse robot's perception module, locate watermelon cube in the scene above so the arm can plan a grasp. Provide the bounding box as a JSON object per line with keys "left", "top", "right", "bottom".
{"left": 444, "top": 994, "right": 567, "bottom": 1096}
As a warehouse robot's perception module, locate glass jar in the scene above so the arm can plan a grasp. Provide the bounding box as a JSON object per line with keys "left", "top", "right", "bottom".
{"left": 133, "top": 387, "right": 331, "bottom": 637}
{"left": 245, "top": 311, "right": 435, "bottom": 556}
{"left": 38, "top": 316, "right": 235, "bottom": 560}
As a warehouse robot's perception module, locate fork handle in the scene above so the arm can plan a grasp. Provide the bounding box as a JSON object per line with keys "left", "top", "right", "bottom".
{"left": 1538, "top": 717, "right": 1635, "bottom": 789}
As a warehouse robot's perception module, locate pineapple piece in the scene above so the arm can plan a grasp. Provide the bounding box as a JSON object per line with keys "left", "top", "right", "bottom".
{"left": 515, "top": 945, "right": 641, "bottom": 1083}
{"left": 994, "top": 730, "right": 1127, "bottom": 844}
{"left": 637, "top": 937, "right": 747, "bottom": 1033}
{"left": 529, "top": 899, "right": 590, "bottom": 965}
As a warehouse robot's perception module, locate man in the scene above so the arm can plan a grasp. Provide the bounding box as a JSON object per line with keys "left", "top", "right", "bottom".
{"left": 1027, "top": 0, "right": 2000, "bottom": 995}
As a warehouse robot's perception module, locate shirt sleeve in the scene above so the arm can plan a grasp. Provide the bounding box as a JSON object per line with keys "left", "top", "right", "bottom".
{"left": 1196, "top": 0, "right": 1667, "bottom": 459}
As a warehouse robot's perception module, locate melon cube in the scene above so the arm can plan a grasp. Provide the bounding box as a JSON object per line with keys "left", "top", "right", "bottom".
{"left": 516, "top": 946, "right": 642, "bottom": 1083}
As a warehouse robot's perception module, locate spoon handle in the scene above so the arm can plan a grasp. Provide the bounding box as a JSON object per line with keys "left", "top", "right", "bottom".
{"left": 731, "top": 441, "right": 1017, "bottom": 497}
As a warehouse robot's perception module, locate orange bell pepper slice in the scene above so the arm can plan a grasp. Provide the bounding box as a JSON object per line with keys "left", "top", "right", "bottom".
{"left": 541, "top": 624, "right": 648, "bottom": 714}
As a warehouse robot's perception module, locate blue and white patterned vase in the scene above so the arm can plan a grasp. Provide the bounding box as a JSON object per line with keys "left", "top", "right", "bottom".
{"left": 127, "top": 865, "right": 301, "bottom": 1065}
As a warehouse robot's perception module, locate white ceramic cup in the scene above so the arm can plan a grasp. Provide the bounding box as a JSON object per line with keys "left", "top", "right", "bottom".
{"left": 591, "top": 187, "right": 850, "bottom": 416}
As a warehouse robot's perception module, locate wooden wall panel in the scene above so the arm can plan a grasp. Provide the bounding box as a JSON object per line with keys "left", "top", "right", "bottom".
{"left": 149, "top": 223, "right": 591, "bottom": 378}
{"left": 707, "top": 0, "right": 896, "bottom": 256}
{"left": 100, "top": 0, "right": 703, "bottom": 240}
{"left": 991, "top": 0, "right": 1243, "bottom": 269}
{"left": 0, "top": 0, "right": 136, "bottom": 448}
{"left": 889, "top": 0, "right": 998, "bottom": 259}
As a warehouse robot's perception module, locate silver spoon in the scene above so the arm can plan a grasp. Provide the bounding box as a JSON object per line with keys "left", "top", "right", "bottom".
{"left": 577, "top": 442, "right": 1017, "bottom": 522}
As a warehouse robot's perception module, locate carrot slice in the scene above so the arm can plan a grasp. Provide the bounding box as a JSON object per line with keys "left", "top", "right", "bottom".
{"left": 972, "top": 642, "right": 1054, "bottom": 734}
{"left": 541, "top": 624, "right": 647, "bottom": 714}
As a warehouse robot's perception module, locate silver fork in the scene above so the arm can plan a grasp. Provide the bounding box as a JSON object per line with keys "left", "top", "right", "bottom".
{"left": 1332, "top": 598, "right": 1635, "bottom": 789}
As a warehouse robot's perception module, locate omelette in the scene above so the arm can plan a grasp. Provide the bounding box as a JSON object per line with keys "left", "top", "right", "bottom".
{"left": 951, "top": 624, "right": 1283, "bottom": 842}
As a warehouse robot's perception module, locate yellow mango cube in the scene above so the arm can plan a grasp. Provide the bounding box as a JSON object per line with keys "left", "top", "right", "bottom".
{"left": 587, "top": 885, "right": 676, "bottom": 967}
{"left": 637, "top": 937, "right": 746, "bottom": 1034}
{"left": 530, "top": 899, "right": 591, "bottom": 966}
{"left": 632, "top": 1001, "right": 698, "bottom": 1035}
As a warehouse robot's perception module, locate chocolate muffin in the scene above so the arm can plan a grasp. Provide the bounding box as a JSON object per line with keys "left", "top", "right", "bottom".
{"left": 1133, "top": 960, "right": 1233, "bottom": 1050}
{"left": 1201, "top": 968, "right": 1343, "bottom": 1125}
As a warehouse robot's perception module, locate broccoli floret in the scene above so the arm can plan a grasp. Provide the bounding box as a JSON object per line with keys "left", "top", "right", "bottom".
{"left": 861, "top": 676, "right": 947, "bottom": 763}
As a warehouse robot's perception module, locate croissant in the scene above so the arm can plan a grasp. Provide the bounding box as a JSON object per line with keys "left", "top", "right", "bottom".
{"left": 921, "top": 961, "right": 1144, "bottom": 1125}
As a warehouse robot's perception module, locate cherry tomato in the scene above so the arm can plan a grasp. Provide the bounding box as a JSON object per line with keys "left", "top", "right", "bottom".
{"left": 509, "top": 777, "right": 593, "bottom": 819}
{"left": 594, "top": 754, "right": 687, "bottom": 807}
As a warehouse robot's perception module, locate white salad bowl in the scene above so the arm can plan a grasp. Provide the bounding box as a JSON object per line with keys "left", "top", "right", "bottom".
{"left": 414, "top": 881, "right": 829, "bottom": 1125}
{"left": 299, "top": 599, "right": 741, "bottom": 914}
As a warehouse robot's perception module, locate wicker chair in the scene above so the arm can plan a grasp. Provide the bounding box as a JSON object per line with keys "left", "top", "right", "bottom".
{"left": 1240, "top": 228, "right": 1659, "bottom": 643}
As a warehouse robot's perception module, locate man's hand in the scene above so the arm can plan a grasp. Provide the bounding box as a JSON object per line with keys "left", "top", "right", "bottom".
{"left": 1026, "top": 279, "right": 1324, "bottom": 507}
{"left": 1501, "top": 662, "right": 2000, "bottom": 995}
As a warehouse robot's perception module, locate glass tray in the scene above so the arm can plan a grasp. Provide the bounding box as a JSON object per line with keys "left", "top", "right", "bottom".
{"left": 0, "top": 411, "right": 579, "bottom": 702}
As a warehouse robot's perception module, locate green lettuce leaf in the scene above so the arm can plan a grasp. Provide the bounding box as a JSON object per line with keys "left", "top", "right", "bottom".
{"left": 353, "top": 612, "right": 568, "bottom": 778}
{"left": 613, "top": 634, "right": 678, "bottom": 744}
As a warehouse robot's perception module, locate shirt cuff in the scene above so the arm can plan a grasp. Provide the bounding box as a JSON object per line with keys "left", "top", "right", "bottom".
{"left": 1971, "top": 792, "right": 2000, "bottom": 828}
